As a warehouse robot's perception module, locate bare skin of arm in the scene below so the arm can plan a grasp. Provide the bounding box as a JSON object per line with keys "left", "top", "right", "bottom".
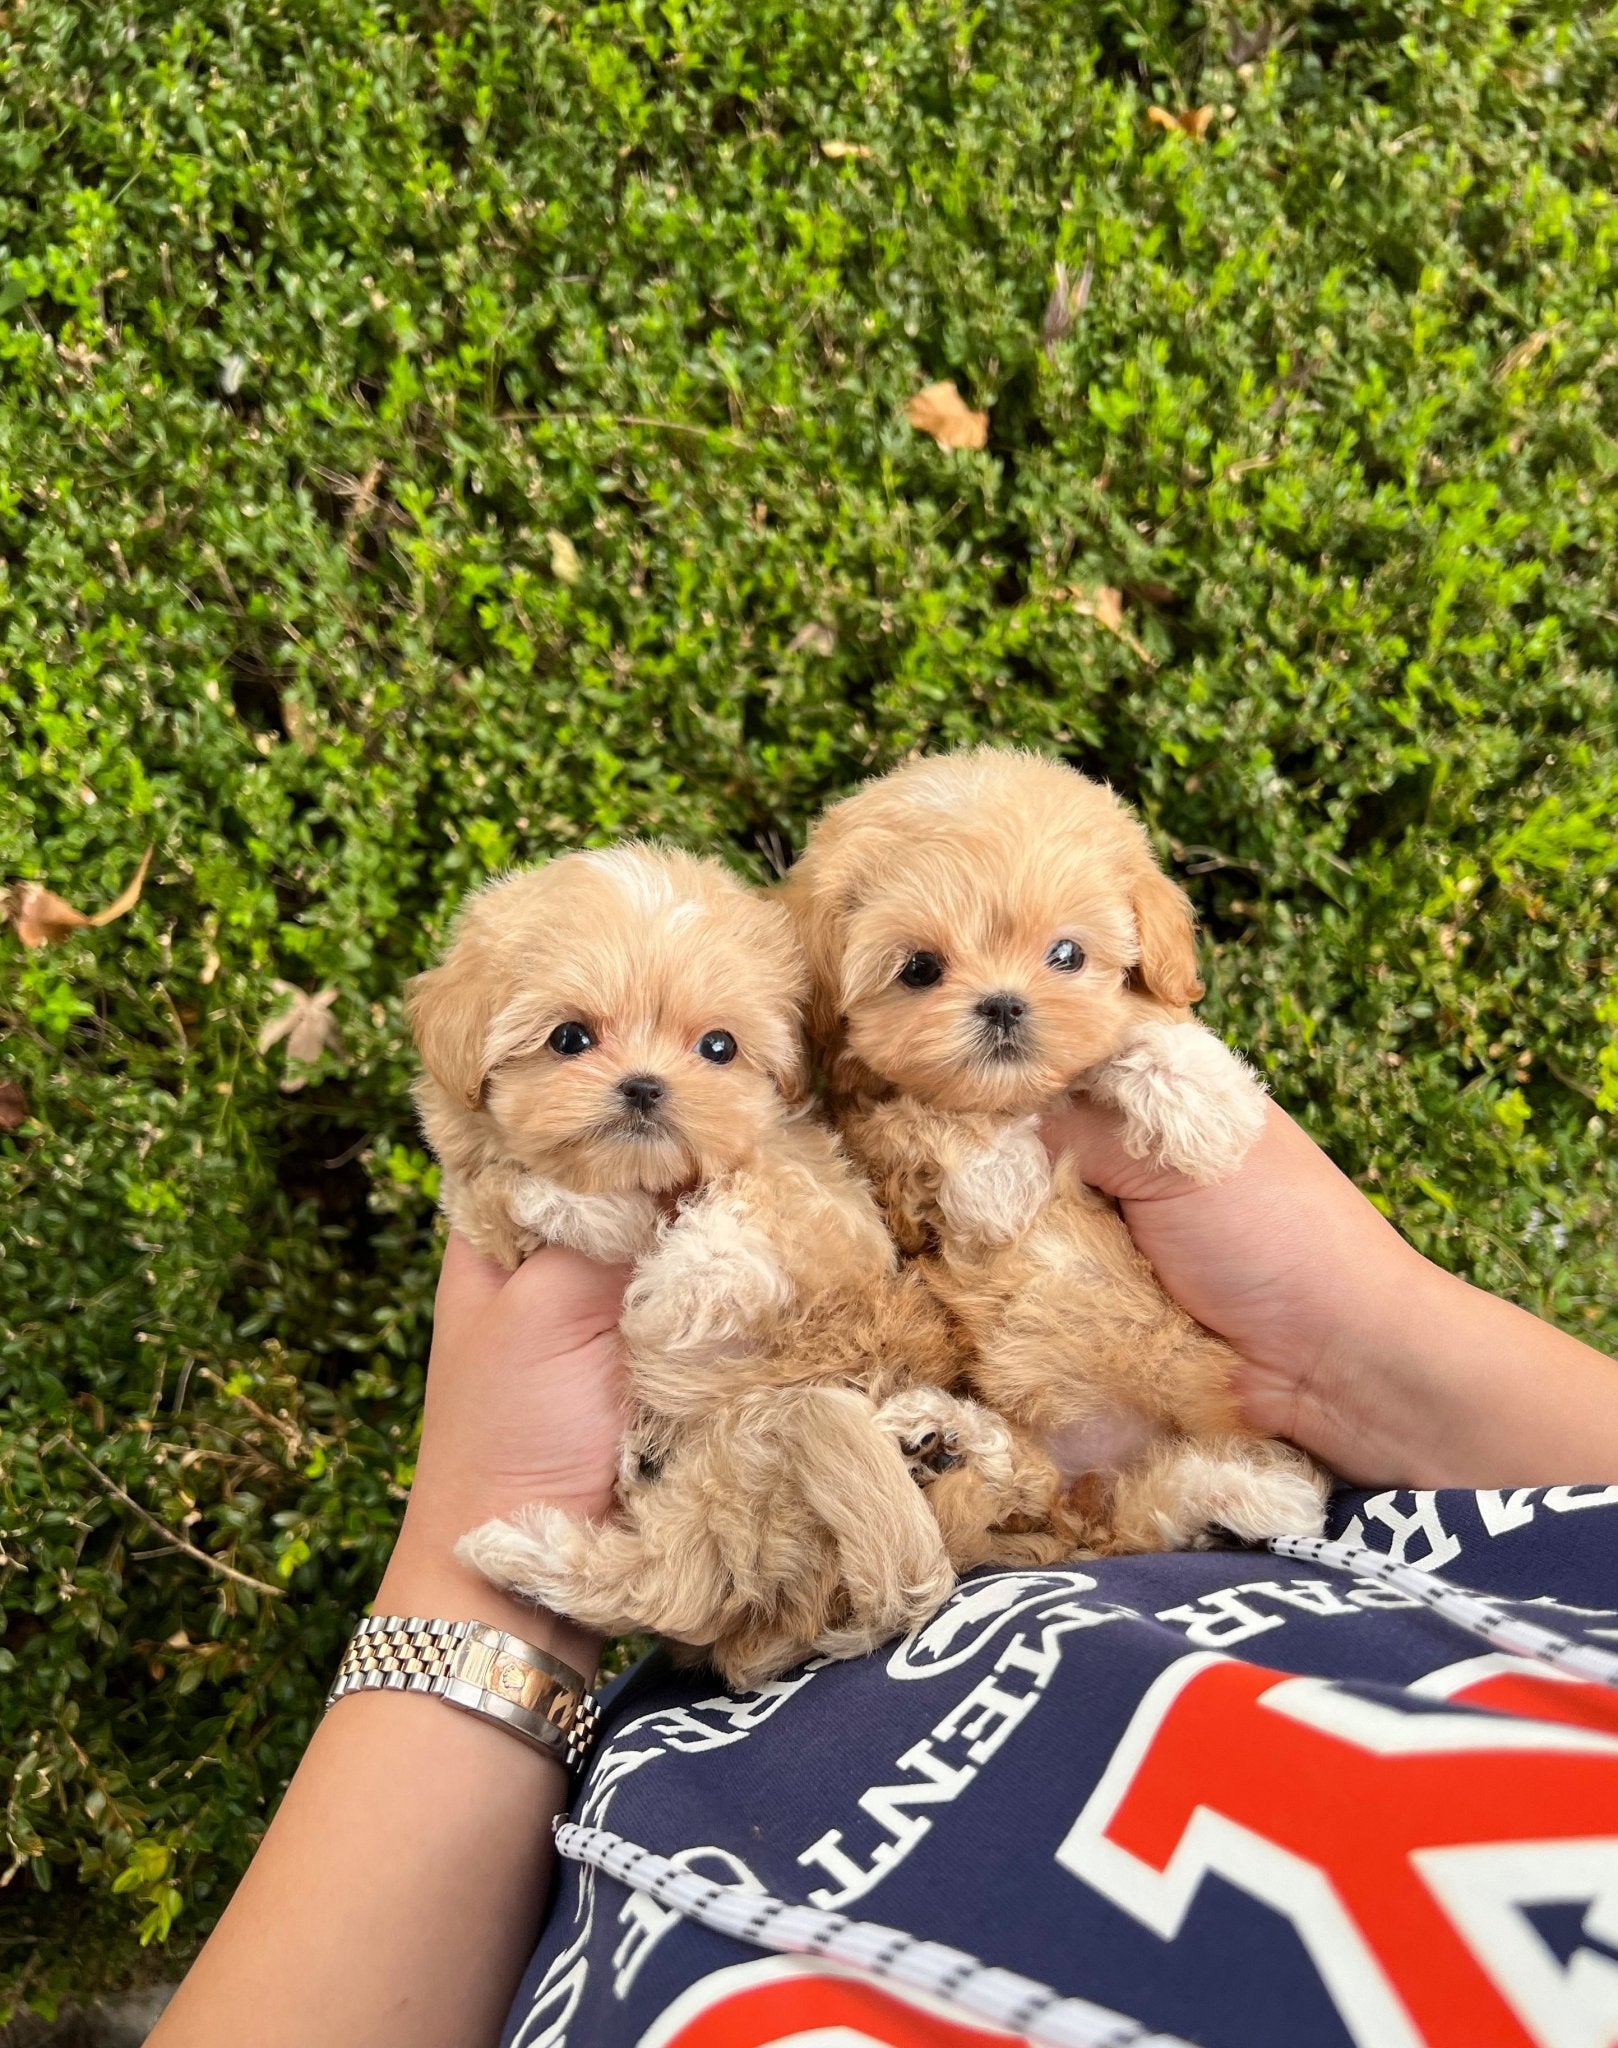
{"left": 151, "top": 1233, "right": 630, "bottom": 2048}
{"left": 1043, "top": 1097, "right": 1618, "bottom": 1487}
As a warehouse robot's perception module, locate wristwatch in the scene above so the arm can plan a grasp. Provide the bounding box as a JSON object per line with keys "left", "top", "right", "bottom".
{"left": 326, "top": 1615, "right": 601, "bottom": 1776}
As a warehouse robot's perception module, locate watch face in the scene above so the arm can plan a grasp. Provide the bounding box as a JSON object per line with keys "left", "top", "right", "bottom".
{"left": 491, "top": 1654, "right": 531, "bottom": 1703}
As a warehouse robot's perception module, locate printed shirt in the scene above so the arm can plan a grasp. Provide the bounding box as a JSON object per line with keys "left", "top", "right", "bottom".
{"left": 501, "top": 1487, "right": 1618, "bottom": 2048}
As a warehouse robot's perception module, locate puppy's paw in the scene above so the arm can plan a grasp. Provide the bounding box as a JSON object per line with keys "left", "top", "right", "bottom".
{"left": 936, "top": 1119, "right": 1050, "bottom": 1244}
{"left": 457, "top": 1504, "right": 589, "bottom": 1608}
{"left": 1122, "top": 1440, "right": 1329, "bottom": 1553}
{"left": 621, "top": 1192, "right": 792, "bottom": 1362}
{"left": 1086, "top": 1020, "right": 1266, "bottom": 1183}
{"left": 507, "top": 1174, "right": 661, "bottom": 1266}
{"left": 876, "top": 1388, "right": 1015, "bottom": 1493}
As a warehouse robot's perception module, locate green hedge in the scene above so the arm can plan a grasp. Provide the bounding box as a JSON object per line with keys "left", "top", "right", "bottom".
{"left": 4, "top": 0, "right": 1617, "bottom": 2010}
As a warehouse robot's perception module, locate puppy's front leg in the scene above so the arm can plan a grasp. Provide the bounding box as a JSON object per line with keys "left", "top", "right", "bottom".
{"left": 1081, "top": 1017, "right": 1266, "bottom": 1183}
{"left": 844, "top": 1101, "right": 1051, "bottom": 1251}
{"left": 620, "top": 1185, "right": 794, "bottom": 1371}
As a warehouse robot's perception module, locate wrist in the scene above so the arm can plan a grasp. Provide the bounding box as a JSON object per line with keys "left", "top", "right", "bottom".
{"left": 377, "top": 1516, "right": 604, "bottom": 1682}
{"left": 1297, "top": 1252, "right": 1474, "bottom": 1484}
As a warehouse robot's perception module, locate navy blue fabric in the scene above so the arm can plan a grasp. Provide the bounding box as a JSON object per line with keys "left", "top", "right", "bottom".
{"left": 501, "top": 1487, "right": 1618, "bottom": 2048}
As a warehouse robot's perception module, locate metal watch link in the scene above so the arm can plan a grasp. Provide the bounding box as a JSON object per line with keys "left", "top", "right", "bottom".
{"left": 326, "top": 1615, "right": 600, "bottom": 1776}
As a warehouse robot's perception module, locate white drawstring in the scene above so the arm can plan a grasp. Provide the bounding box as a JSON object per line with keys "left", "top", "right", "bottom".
{"left": 1267, "top": 1531, "right": 1618, "bottom": 1687}
{"left": 556, "top": 1531, "right": 1617, "bottom": 2045}
{"left": 553, "top": 1820, "right": 1199, "bottom": 2048}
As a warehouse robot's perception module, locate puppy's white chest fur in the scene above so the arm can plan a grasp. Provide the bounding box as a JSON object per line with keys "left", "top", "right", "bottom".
{"left": 506, "top": 1172, "right": 661, "bottom": 1266}
{"left": 937, "top": 1117, "right": 1051, "bottom": 1244}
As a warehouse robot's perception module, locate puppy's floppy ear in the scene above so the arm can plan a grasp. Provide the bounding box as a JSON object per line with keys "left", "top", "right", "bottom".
{"left": 1130, "top": 865, "right": 1205, "bottom": 1007}
{"left": 406, "top": 954, "right": 497, "bottom": 1109}
{"left": 780, "top": 847, "right": 853, "bottom": 1055}
{"left": 735, "top": 888, "right": 811, "bottom": 1102}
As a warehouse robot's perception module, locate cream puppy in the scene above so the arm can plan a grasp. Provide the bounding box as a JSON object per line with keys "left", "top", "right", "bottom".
{"left": 785, "top": 750, "right": 1329, "bottom": 1555}
{"left": 407, "top": 844, "right": 1070, "bottom": 1686}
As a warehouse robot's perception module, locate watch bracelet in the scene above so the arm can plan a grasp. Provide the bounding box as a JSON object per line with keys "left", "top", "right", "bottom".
{"left": 326, "top": 1614, "right": 600, "bottom": 1774}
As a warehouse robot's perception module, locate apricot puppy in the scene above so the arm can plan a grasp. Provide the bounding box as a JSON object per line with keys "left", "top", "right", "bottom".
{"left": 406, "top": 844, "right": 1056, "bottom": 1686}
{"left": 786, "top": 750, "right": 1329, "bottom": 1555}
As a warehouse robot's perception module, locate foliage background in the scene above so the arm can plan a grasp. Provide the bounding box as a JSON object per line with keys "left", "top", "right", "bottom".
{"left": 4, "top": 0, "right": 1617, "bottom": 2010}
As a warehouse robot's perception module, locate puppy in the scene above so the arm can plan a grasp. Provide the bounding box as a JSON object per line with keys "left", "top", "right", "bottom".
{"left": 785, "top": 750, "right": 1329, "bottom": 1554}
{"left": 407, "top": 844, "right": 1067, "bottom": 1687}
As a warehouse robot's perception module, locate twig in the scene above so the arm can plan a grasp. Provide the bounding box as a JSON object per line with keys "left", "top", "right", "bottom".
{"left": 494, "top": 409, "right": 752, "bottom": 447}
{"left": 198, "top": 1366, "right": 305, "bottom": 1458}
{"left": 1176, "top": 844, "right": 1267, "bottom": 876}
{"left": 1546, "top": 1058, "right": 1599, "bottom": 1104}
{"left": 53, "top": 1437, "right": 284, "bottom": 1599}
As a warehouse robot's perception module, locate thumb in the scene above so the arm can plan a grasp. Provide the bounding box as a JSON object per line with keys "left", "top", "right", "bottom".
{"left": 500, "top": 1242, "right": 632, "bottom": 1347}
{"left": 432, "top": 1228, "right": 509, "bottom": 1332}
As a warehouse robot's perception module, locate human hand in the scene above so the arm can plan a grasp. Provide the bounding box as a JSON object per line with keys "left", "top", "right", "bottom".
{"left": 1040, "top": 1097, "right": 1433, "bottom": 1482}
{"left": 376, "top": 1232, "right": 630, "bottom": 1665}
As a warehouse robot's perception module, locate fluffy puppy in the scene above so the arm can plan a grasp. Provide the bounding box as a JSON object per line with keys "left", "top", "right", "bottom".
{"left": 407, "top": 844, "right": 1067, "bottom": 1686}
{"left": 785, "top": 750, "right": 1329, "bottom": 1554}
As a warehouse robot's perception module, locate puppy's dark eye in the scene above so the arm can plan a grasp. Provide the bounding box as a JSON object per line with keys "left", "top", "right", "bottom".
{"left": 548, "top": 1021, "right": 594, "bottom": 1056}
{"left": 1046, "top": 939, "right": 1085, "bottom": 973}
{"left": 696, "top": 1029, "right": 737, "bottom": 1065}
{"left": 898, "top": 952, "right": 945, "bottom": 990}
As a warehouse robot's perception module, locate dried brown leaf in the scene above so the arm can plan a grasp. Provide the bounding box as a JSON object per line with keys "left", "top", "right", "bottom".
{"left": 820, "top": 140, "right": 873, "bottom": 160}
{"left": 1073, "top": 584, "right": 1125, "bottom": 634}
{"left": 258, "top": 982, "right": 342, "bottom": 1090}
{"left": 282, "top": 696, "right": 318, "bottom": 754}
{"left": 0, "top": 1078, "right": 27, "bottom": 1132}
{"left": 1148, "top": 104, "right": 1214, "bottom": 139}
{"left": 7, "top": 846, "right": 154, "bottom": 948}
{"left": 1068, "top": 585, "right": 1156, "bottom": 668}
{"left": 787, "top": 621, "right": 838, "bottom": 657}
{"left": 904, "top": 380, "right": 989, "bottom": 451}
{"left": 1493, "top": 328, "right": 1557, "bottom": 382}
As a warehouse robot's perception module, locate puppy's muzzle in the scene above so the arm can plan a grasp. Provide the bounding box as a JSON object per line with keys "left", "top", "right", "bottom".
{"left": 975, "top": 992, "right": 1029, "bottom": 1062}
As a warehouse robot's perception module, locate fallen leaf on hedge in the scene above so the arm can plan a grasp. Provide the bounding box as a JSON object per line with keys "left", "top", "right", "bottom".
{"left": 1493, "top": 328, "right": 1556, "bottom": 382}
{"left": 787, "top": 620, "right": 838, "bottom": 656}
{"left": 820, "top": 140, "right": 873, "bottom": 160}
{"left": 547, "top": 530, "right": 580, "bottom": 584}
{"left": 1073, "top": 584, "right": 1125, "bottom": 633}
{"left": 0, "top": 1078, "right": 27, "bottom": 1131}
{"left": 281, "top": 695, "right": 318, "bottom": 754}
{"left": 905, "top": 381, "right": 989, "bottom": 450}
{"left": 1069, "top": 585, "right": 1156, "bottom": 667}
{"left": 1148, "top": 105, "right": 1213, "bottom": 138}
{"left": 258, "top": 982, "right": 341, "bottom": 1090}
{"left": 7, "top": 846, "right": 153, "bottom": 948}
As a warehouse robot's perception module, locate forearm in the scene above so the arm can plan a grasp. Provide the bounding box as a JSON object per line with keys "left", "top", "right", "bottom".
{"left": 1307, "top": 1257, "right": 1618, "bottom": 1489}
{"left": 153, "top": 1544, "right": 599, "bottom": 2048}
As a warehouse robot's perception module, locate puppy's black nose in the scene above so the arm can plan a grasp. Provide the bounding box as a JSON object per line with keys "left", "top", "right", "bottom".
{"left": 976, "top": 993, "right": 1027, "bottom": 1031}
{"left": 618, "top": 1073, "right": 666, "bottom": 1114}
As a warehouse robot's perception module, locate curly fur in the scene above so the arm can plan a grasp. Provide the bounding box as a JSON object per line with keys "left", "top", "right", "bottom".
{"left": 411, "top": 844, "right": 1055, "bottom": 1684}
{"left": 785, "top": 749, "right": 1329, "bottom": 1558}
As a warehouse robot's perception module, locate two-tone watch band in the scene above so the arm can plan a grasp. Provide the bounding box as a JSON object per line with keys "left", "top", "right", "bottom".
{"left": 326, "top": 1615, "right": 600, "bottom": 1776}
